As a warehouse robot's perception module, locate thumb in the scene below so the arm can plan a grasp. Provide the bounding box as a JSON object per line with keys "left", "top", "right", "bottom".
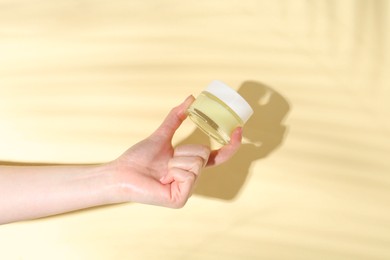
{"left": 152, "top": 95, "right": 195, "bottom": 141}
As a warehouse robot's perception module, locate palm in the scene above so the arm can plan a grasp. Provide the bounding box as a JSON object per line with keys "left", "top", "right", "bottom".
{"left": 127, "top": 136, "right": 173, "bottom": 179}
{"left": 115, "top": 136, "right": 175, "bottom": 206}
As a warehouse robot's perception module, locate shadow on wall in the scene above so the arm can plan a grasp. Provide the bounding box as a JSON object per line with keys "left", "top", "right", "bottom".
{"left": 179, "top": 80, "right": 291, "bottom": 200}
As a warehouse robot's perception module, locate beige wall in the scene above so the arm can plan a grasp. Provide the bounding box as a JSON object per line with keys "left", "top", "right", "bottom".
{"left": 1, "top": 0, "right": 389, "bottom": 259}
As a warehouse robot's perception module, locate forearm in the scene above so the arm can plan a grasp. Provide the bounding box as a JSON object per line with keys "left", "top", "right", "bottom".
{"left": 0, "top": 163, "right": 116, "bottom": 224}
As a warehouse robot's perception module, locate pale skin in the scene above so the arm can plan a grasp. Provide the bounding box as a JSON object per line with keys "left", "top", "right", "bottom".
{"left": 0, "top": 96, "right": 242, "bottom": 225}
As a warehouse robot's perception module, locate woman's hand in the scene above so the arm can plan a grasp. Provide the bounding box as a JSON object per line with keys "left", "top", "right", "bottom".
{"left": 0, "top": 95, "right": 242, "bottom": 224}
{"left": 109, "top": 95, "right": 242, "bottom": 208}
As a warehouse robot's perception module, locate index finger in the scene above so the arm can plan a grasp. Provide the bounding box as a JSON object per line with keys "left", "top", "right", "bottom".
{"left": 152, "top": 95, "right": 194, "bottom": 141}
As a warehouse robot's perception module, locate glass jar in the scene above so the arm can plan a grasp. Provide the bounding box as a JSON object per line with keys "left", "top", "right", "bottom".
{"left": 187, "top": 80, "right": 253, "bottom": 145}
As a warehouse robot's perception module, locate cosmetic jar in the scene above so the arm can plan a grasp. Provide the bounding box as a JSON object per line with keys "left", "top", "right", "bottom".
{"left": 187, "top": 80, "right": 253, "bottom": 145}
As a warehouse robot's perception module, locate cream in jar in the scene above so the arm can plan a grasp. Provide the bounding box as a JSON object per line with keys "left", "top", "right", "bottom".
{"left": 187, "top": 80, "right": 253, "bottom": 145}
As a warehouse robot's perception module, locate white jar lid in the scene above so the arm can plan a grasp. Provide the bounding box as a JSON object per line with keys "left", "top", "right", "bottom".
{"left": 205, "top": 80, "right": 254, "bottom": 123}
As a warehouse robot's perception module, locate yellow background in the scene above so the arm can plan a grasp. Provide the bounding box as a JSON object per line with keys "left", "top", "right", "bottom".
{"left": 1, "top": 0, "right": 389, "bottom": 259}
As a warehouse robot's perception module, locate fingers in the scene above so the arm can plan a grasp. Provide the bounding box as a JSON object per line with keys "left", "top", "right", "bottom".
{"left": 206, "top": 127, "right": 242, "bottom": 167}
{"left": 160, "top": 144, "right": 210, "bottom": 208}
{"left": 161, "top": 144, "right": 210, "bottom": 183}
{"left": 168, "top": 156, "right": 204, "bottom": 175}
{"left": 152, "top": 95, "right": 195, "bottom": 142}
{"left": 174, "top": 144, "right": 211, "bottom": 167}
{"left": 160, "top": 167, "right": 195, "bottom": 208}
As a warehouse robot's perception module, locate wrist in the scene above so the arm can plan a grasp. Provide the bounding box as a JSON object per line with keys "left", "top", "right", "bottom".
{"left": 92, "top": 162, "right": 123, "bottom": 205}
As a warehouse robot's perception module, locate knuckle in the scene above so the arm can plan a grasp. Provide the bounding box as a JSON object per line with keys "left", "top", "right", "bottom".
{"left": 172, "top": 199, "right": 187, "bottom": 209}
{"left": 190, "top": 157, "right": 204, "bottom": 174}
{"left": 201, "top": 146, "right": 211, "bottom": 161}
{"left": 167, "top": 196, "right": 188, "bottom": 209}
{"left": 195, "top": 156, "right": 204, "bottom": 166}
{"left": 171, "top": 105, "right": 186, "bottom": 120}
{"left": 188, "top": 171, "right": 197, "bottom": 181}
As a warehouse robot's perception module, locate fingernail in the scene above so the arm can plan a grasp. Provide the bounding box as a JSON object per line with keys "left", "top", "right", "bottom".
{"left": 234, "top": 127, "right": 242, "bottom": 135}
{"left": 184, "top": 95, "right": 194, "bottom": 103}
{"left": 238, "top": 127, "right": 243, "bottom": 138}
{"left": 233, "top": 127, "right": 243, "bottom": 143}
